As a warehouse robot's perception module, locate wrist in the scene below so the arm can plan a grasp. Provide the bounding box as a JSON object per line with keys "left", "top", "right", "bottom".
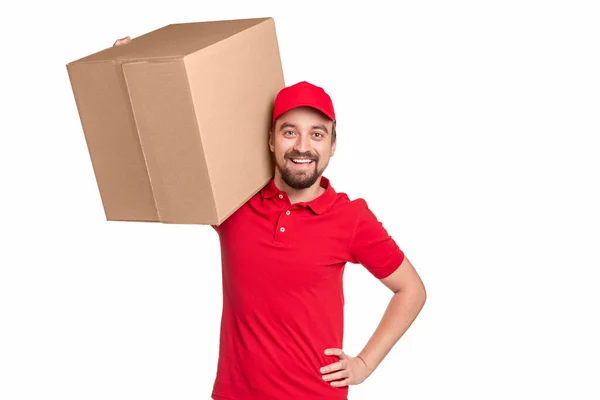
{"left": 356, "top": 354, "right": 374, "bottom": 374}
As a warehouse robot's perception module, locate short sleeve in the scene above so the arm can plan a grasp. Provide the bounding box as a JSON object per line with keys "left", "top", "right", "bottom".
{"left": 348, "top": 200, "right": 405, "bottom": 279}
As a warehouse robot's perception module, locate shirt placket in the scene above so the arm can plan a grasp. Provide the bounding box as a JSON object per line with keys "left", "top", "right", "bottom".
{"left": 273, "top": 192, "right": 295, "bottom": 243}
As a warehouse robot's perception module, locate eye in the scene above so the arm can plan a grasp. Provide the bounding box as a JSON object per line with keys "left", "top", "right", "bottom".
{"left": 283, "top": 130, "right": 296, "bottom": 136}
{"left": 313, "top": 132, "right": 324, "bottom": 138}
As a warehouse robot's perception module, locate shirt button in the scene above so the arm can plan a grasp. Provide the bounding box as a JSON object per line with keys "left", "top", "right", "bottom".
{"left": 278, "top": 194, "right": 283, "bottom": 199}
{"left": 286, "top": 210, "right": 290, "bottom": 215}
{"left": 280, "top": 227, "right": 285, "bottom": 232}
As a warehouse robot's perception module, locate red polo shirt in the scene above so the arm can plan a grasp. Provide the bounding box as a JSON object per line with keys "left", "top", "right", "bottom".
{"left": 210, "top": 176, "right": 405, "bottom": 400}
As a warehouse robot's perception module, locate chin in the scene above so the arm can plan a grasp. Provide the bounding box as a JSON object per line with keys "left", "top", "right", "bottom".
{"left": 281, "top": 170, "right": 321, "bottom": 189}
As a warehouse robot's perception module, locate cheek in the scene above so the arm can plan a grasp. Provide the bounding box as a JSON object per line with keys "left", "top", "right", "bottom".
{"left": 272, "top": 144, "right": 288, "bottom": 161}
{"left": 315, "top": 144, "right": 331, "bottom": 158}
{"left": 275, "top": 141, "right": 292, "bottom": 155}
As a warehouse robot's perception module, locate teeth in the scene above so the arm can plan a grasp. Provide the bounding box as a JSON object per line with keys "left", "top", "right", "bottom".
{"left": 292, "top": 159, "right": 312, "bottom": 163}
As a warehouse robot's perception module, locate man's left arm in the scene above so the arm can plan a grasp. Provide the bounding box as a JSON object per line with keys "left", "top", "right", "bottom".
{"left": 358, "top": 255, "right": 427, "bottom": 373}
{"left": 321, "top": 256, "right": 427, "bottom": 387}
{"left": 321, "top": 256, "right": 426, "bottom": 386}
{"left": 320, "top": 200, "right": 426, "bottom": 386}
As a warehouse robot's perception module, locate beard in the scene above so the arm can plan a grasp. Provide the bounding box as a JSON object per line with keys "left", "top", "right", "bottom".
{"left": 277, "top": 150, "right": 326, "bottom": 189}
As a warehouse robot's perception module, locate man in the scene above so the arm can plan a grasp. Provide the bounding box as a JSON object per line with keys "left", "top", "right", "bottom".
{"left": 115, "top": 36, "right": 427, "bottom": 400}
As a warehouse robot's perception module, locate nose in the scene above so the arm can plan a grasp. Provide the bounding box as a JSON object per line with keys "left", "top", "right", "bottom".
{"left": 293, "top": 133, "right": 312, "bottom": 153}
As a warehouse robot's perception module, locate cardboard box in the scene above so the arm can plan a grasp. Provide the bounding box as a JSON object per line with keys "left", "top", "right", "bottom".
{"left": 67, "top": 17, "right": 284, "bottom": 225}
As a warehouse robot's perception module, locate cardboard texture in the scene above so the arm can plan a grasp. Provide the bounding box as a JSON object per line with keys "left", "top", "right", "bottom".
{"left": 67, "top": 17, "right": 285, "bottom": 225}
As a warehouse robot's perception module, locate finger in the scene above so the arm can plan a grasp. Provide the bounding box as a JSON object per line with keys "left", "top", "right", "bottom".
{"left": 320, "top": 361, "right": 343, "bottom": 374}
{"left": 324, "top": 348, "right": 346, "bottom": 358}
{"left": 322, "top": 369, "right": 349, "bottom": 382}
{"left": 113, "top": 37, "right": 131, "bottom": 46}
{"left": 330, "top": 377, "right": 351, "bottom": 387}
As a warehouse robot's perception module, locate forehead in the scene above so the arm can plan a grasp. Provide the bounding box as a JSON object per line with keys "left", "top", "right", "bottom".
{"left": 275, "top": 107, "right": 332, "bottom": 130}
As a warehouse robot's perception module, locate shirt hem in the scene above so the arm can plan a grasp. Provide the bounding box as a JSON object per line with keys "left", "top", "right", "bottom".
{"left": 212, "top": 389, "right": 347, "bottom": 400}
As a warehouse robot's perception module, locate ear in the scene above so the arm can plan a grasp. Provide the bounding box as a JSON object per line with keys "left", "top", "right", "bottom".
{"left": 268, "top": 131, "right": 274, "bottom": 152}
{"left": 331, "top": 139, "right": 337, "bottom": 156}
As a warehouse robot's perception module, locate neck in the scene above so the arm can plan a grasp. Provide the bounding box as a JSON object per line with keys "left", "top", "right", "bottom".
{"left": 273, "top": 171, "right": 325, "bottom": 204}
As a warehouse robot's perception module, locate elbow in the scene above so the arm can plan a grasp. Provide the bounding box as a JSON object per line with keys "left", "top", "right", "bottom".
{"left": 414, "top": 279, "right": 427, "bottom": 310}
{"left": 420, "top": 284, "right": 427, "bottom": 309}
{"left": 397, "top": 278, "right": 427, "bottom": 310}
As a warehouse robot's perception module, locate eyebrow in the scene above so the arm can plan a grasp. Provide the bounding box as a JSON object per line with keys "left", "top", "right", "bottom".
{"left": 312, "top": 124, "right": 329, "bottom": 134}
{"left": 278, "top": 122, "right": 329, "bottom": 134}
{"left": 279, "top": 122, "right": 297, "bottom": 131}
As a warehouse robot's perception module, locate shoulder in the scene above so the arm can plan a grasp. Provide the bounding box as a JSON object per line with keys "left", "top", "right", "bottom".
{"left": 328, "top": 187, "right": 388, "bottom": 237}
{"left": 211, "top": 187, "right": 264, "bottom": 232}
{"left": 328, "top": 188, "right": 371, "bottom": 221}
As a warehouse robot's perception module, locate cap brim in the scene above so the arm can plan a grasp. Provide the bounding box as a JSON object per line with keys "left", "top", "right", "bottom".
{"left": 273, "top": 103, "right": 335, "bottom": 123}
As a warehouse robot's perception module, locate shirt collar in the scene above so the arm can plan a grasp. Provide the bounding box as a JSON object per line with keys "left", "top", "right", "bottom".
{"left": 260, "top": 175, "right": 337, "bottom": 215}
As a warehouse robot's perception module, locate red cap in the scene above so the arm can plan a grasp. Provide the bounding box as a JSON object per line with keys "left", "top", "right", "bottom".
{"left": 272, "top": 81, "right": 336, "bottom": 125}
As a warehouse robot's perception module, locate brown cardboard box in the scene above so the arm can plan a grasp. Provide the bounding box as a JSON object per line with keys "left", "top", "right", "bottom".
{"left": 67, "top": 17, "right": 284, "bottom": 225}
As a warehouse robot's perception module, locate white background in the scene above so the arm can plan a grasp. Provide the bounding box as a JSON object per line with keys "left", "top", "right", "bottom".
{"left": 1, "top": 0, "right": 599, "bottom": 399}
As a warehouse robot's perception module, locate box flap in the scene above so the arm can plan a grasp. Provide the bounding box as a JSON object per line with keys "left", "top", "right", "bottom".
{"left": 66, "top": 62, "right": 159, "bottom": 222}
{"left": 122, "top": 59, "right": 218, "bottom": 224}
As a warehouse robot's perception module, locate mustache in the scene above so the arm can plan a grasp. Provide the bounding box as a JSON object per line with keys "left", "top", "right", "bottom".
{"left": 285, "top": 150, "right": 318, "bottom": 161}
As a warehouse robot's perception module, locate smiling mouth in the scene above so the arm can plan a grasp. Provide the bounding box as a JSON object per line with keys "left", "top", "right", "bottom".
{"left": 289, "top": 158, "right": 315, "bottom": 164}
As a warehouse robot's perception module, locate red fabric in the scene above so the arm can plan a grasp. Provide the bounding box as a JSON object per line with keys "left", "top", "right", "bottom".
{"left": 272, "top": 81, "right": 336, "bottom": 124}
{"left": 210, "top": 176, "right": 405, "bottom": 400}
